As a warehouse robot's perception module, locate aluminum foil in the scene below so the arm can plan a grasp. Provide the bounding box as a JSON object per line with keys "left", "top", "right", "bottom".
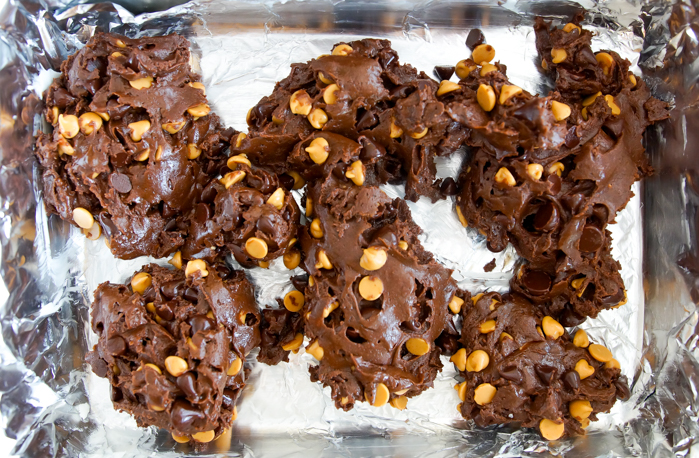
{"left": 0, "top": 0, "right": 696, "bottom": 456}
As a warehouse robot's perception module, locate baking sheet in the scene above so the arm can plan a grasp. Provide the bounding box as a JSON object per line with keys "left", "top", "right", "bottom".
{"left": 0, "top": 1, "right": 695, "bottom": 457}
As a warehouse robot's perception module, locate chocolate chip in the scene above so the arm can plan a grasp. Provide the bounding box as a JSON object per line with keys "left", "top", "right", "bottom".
{"left": 534, "top": 202, "right": 559, "bottom": 231}
{"left": 563, "top": 193, "right": 585, "bottom": 213}
{"left": 106, "top": 336, "right": 126, "bottom": 355}
{"left": 466, "top": 29, "right": 486, "bottom": 50}
{"left": 499, "top": 364, "right": 522, "bottom": 383}
{"left": 110, "top": 173, "right": 132, "bottom": 193}
{"left": 143, "top": 286, "right": 156, "bottom": 302}
{"left": 521, "top": 270, "right": 551, "bottom": 295}
{"left": 433, "top": 65, "right": 455, "bottom": 81}
{"left": 171, "top": 399, "right": 206, "bottom": 430}
{"left": 279, "top": 174, "right": 295, "bottom": 190}
{"left": 290, "top": 275, "right": 309, "bottom": 292}
{"left": 356, "top": 110, "right": 379, "bottom": 131}
{"left": 156, "top": 301, "right": 176, "bottom": 321}
{"left": 183, "top": 287, "right": 199, "bottom": 303}
{"left": 546, "top": 173, "right": 562, "bottom": 195}
{"left": 565, "top": 126, "right": 580, "bottom": 148}
{"left": 439, "top": 177, "right": 458, "bottom": 196}
{"left": 579, "top": 225, "right": 604, "bottom": 252}
{"left": 194, "top": 203, "right": 211, "bottom": 224}
{"left": 221, "top": 388, "right": 237, "bottom": 409}
{"left": 90, "top": 357, "right": 108, "bottom": 377}
{"left": 435, "top": 333, "right": 459, "bottom": 355}
{"left": 177, "top": 372, "right": 198, "bottom": 400}
{"left": 256, "top": 214, "right": 275, "bottom": 235}
{"left": 563, "top": 370, "right": 581, "bottom": 391}
{"left": 483, "top": 258, "right": 496, "bottom": 272}
{"left": 99, "top": 213, "right": 118, "bottom": 239}
{"left": 535, "top": 365, "right": 556, "bottom": 385}
{"left": 189, "top": 315, "right": 214, "bottom": 334}
{"left": 615, "top": 379, "right": 630, "bottom": 400}
{"left": 359, "top": 137, "right": 384, "bottom": 160}
{"left": 110, "top": 386, "right": 123, "bottom": 402}
{"left": 160, "top": 280, "right": 184, "bottom": 300}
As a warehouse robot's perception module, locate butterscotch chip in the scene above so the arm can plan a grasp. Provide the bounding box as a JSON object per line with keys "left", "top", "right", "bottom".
{"left": 306, "top": 340, "right": 324, "bottom": 360}
{"left": 473, "top": 383, "right": 497, "bottom": 405}
{"left": 290, "top": 89, "right": 313, "bottom": 116}
{"left": 168, "top": 251, "right": 183, "bottom": 270}
{"left": 281, "top": 333, "right": 304, "bottom": 351}
{"left": 588, "top": 344, "right": 613, "bottom": 362}
{"left": 310, "top": 218, "right": 323, "bottom": 238}
{"left": 129, "top": 77, "right": 153, "bottom": 90}
{"left": 479, "top": 63, "right": 497, "bottom": 76}
{"left": 466, "top": 350, "right": 489, "bottom": 372}
{"left": 73, "top": 207, "right": 94, "bottom": 229}
{"left": 449, "top": 296, "right": 464, "bottom": 314}
{"left": 437, "top": 80, "right": 460, "bottom": 96}
{"left": 499, "top": 85, "right": 522, "bottom": 104}
{"left": 450, "top": 348, "right": 467, "bottom": 372}
{"left": 283, "top": 250, "right": 301, "bottom": 270}
{"left": 187, "top": 103, "right": 210, "bottom": 117}
{"left": 127, "top": 120, "right": 150, "bottom": 142}
{"left": 172, "top": 434, "right": 189, "bottom": 443}
{"left": 476, "top": 84, "right": 496, "bottom": 111}
{"left": 455, "top": 59, "right": 477, "bottom": 79}
{"left": 573, "top": 329, "right": 589, "bottom": 348}
{"left": 345, "top": 160, "right": 365, "bottom": 186}
{"left": 389, "top": 395, "right": 408, "bottom": 410}
{"left": 78, "top": 112, "right": 103, "bottom": 135}
{"left": 527, "top": 163, "right": 544, "bottom": 180}
{"left": 551, "top": 100, "right": 571, "bottom": 121}
{"left": 494, "top": 167, "right": 516, "bottom": 186}
{"left": 58, "top": 114, "right": 79, "bottom": 138}
{"left": 305, "top": 137, "right": 330, "bottom": 164}
{"left": 192, "top": 430, "right": 215, "bottom": 443}
{"left": 542, "top": 316, "right": 564, "bottom": 339}
{"left": 389, "top": 119, "right": 403, "bottom": 138}
{"left": 164, "top": 356, "right": 188, "bottom": 377}
{"left": 471, "top": 44, "right": 495, "bottom": 63}
{"left": 323, "top": 84, "right": 340, "bottom": 104}
{"left": 575, "top": 359, "right": 595, "bottom": 379}
{"left": 227, "top": 357, "right": 242, "bottom": 376}
{"left": 405, "top": 338, "right": 430, "bottom": 356}
{"left": 315, "top": 249, "right": 332, "bottom": 269}
{"left": 366, "top": 382, "right": 389, "bottom": 407}
{"left": 569, "top": 400, "right": 592, "bottom": 421}
{"left": 131, "top": 272, "right": 152, "bottom": 294}
{"left": 358, "top": 276, "right": 383, "bottom": 301}
{"left": 307, "top": 108, "right": 328, "bottom": 129}
{"left": 539, "top": 419, "right": 565, "bottom": 440}
{"left": 360, "top": 247, "right": 387, "bottom": 271}
{"left": 266, "top": 188, "right": 285, "bottom": 210}
{"left": 479, "top": 320, "right": 496, "bottom": 334}
{"left": 595, "top": 52, "right": 614, "bottom": 75}
{"left": 283, "top": 290, "right": 305, "bottom": 312}
{"left": 185, "top": 259, "right": 209, "bottom": 278}
{"left": 332, "top": 44, "right": 353, "bottom": 56}
{"left": 551, "top": 48, "right": 567, "bottom": 63}
{"left": 220, "top": 170, "right": 246, "bottom": 189}
{"left": 245, "top": 237, "right": 268, "bottom": 259}
{"left": 409, "top": 127, "right": 428, "bottom": 139}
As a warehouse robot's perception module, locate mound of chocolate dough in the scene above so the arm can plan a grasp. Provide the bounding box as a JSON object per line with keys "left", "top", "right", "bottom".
{"left": 285, "top": 165, "right": 459, "bottom": 411}
{"left": 36, "top": 33, "right": 233, "bottom": 259}
{"left": 453, "top": 291, "right": 629, "bottom": 440}
{"left": 233, "top": 38, "right": 469, "bottom": 202}
{"left": 86, "top": 262, "right": 260, "bottom": 444}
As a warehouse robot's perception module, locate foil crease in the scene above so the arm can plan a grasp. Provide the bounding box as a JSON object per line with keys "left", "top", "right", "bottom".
{"left": 0, "top": 0, "right": 695, "bottom": 456}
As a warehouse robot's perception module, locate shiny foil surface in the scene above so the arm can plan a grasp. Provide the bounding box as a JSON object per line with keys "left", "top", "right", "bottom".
{"left": 0, "top": 0, "right": 695, "bottom": 456}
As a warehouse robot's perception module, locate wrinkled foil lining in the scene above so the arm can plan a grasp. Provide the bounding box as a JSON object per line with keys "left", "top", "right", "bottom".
{"left": 0, "top": 0, "right": 695, "bottom": 456}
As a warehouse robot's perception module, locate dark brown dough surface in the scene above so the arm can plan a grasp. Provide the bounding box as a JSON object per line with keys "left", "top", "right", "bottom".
{"left": 291, "top": 168, "right": 458, "bottom": 410}
{"left": 86, "top": 263, "right": 260, "bottom": 444}
{"left": 36, "top": 33, "right": 233, "bottom": 259}
{"left": 234, "top": 38, "right": 469, "bottom": 202}
{"left": 455, "top": 291, "right": 629, "bottom": 438}
{"left": 182, "top": 163, "right": 300, "bottom": 266}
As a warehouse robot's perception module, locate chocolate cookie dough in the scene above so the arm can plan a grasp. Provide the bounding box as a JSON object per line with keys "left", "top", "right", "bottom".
{"left": 181, "top": 161, "right": 300, "bottom": 267}
{"left": 453, "top": 291, "right": 628, "bottom": 440}
{"left": 511, "top": 232, "right": 626, "bottom": 326}
{"left": 86, "top": 262, "right": 260, "bottom": 444}
{"left": 290, "top": 170, "right": 458, "bottom": 410}
{"left": 36, "top": 33, "right": 232, "bottom": 259}
{"left": 453, "top": 25, "right": 669, "bottom": 269}
{"left": 234, "top": 38, "right": 468, "bottom": 201}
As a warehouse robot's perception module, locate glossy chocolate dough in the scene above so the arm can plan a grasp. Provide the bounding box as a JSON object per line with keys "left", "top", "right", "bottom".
{"left": 182, "top": 164, "right": 300, "bottom": 265}
{"left": 293, "top": 171, "right": 458, "bottom": 410}
{"left": 454, "top": 21, "right": 669, "bottom": 270}
{"left": 86, "top": 264, "right": 260, "bottom": 442}
{"left": 234, "top": 38, "right": 469, "bottom": 202}
{"left": 511, "top": 231, "right": 626, "bottom": 326}
{"left": 35, "top": 33, "right": 233, "bottom": 259}
{"left": 457, "top": 292, "right": 629, "bottom": 438}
